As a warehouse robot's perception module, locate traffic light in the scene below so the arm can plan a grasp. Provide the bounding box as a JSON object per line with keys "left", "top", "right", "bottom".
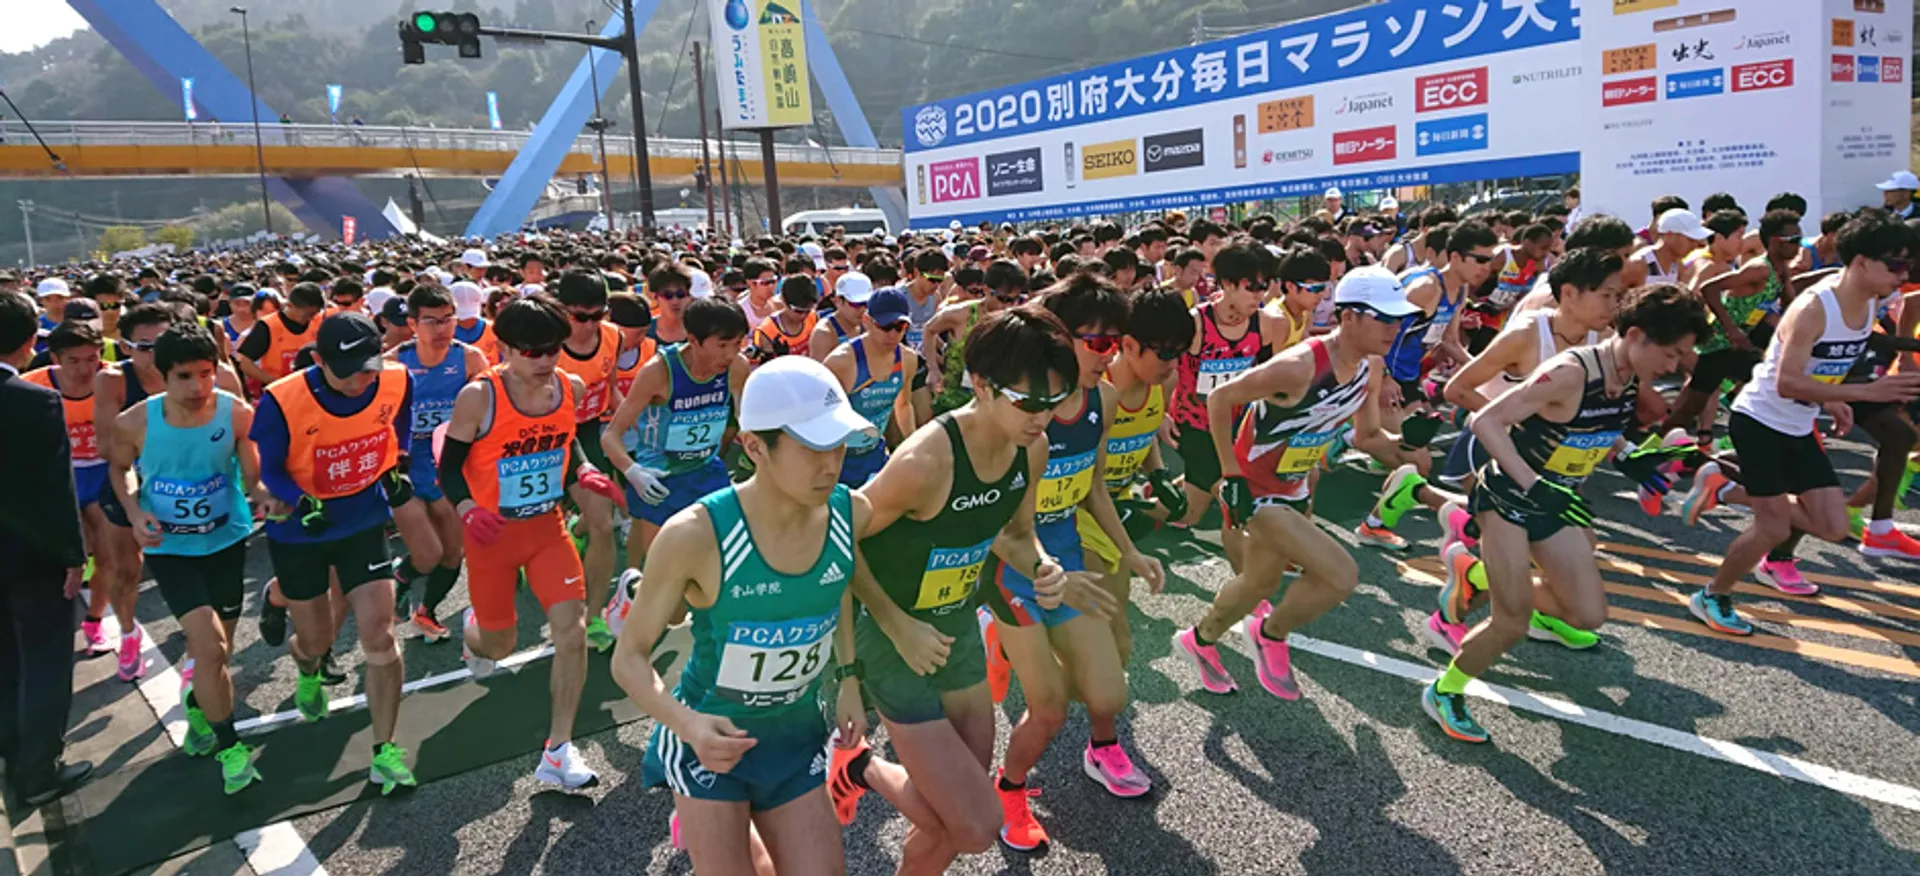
{"left": 399, "top": 11, "right": 482, "bottom": 64}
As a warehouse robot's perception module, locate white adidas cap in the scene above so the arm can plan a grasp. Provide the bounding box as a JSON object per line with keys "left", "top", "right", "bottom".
{"left": 737, "top": 355, "right": 878, "bottom": 451}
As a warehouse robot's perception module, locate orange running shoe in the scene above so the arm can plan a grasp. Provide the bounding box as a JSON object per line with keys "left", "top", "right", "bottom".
{"left": 982, "top": 606, "right": 1012, "bottom": 704}
{"left": 827, "top": 732, "right": 870, "bottom": 826}
{"left": 996, "top": 772, "right": 1049, "bottom": 852}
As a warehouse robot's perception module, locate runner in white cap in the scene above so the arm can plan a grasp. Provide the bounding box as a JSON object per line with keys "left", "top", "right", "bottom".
{"left": 810, "top": 270, "right": 875, "bottom": 361}
{"left": 1174, "top": 265, "right": 1425, "bottom": 701}
{"left": 612, "top": 354, "right": 877, "bottom": 875}
{"left": 1876, "top": 170, "right": 1918, "bottom": 220}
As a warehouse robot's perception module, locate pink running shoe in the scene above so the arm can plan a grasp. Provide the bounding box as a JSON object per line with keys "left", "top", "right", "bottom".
{"left": 1439, "top": 501, "right": 1475, "bottom": 552}
{"left": 1241, "top": 615, "right": 1301, "bottom": 700}
{"left": 117, "top": 629, "right": 147, "bottom": 682}
{"left": 1173, "top": 627, "right": 1238, "bottom": 694}
{"left": 1082, "top": 742, "right": 1151, "bottom": 798}
{"left": 1424, "top": 611, "right": 1466, "bottom": 656}
{"left": 1754, "top": 559, "right": 1819, "bottom": 596}
{"left": 81, "top": 619, "right": 110, "bottom": 655}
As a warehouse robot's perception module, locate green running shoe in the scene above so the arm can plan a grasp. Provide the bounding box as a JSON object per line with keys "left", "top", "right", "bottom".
{"left": 216, "top": 741, "right": 261, "bottom": 795}
{"left": 369, "top": 742, "right": 418, "bottom": 795}
{"left": 1374, "top": 464, "right": 1429, "bottom": 529}
{"left": 1848, "top": 505, "right": 1866, "bottom": 542}
{"left": 586, "top": 616, "right": 616, "bottom": 653}
{"left": 183, "top": 702, "right": 217, "bottom": 756}
{"left": 295, "top": 671, "right": 329, "bottom": 722}
{"left": 1421, "top": 680, "right": 1488, "bottom": 743}
{"left": 1526, "top": 611, "right": 1599, "bottom": 650}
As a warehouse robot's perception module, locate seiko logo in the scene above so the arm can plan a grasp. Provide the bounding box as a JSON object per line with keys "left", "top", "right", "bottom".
{"left": 949, "top": 489, "right": 1001, "bottom": 512}
{"left": 1512, "top": 66, "right": 1581, "bottom": 85}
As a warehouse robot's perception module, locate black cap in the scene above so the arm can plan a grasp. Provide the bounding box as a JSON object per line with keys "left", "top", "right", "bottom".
{"left": 63, "top": 298, "right": 102, "bottom": 322}
{"left": 379, "top": 296, "right": 408, "bottom": 327}
{"left": 315, "top": 312, "right": 383, "bottom": 379}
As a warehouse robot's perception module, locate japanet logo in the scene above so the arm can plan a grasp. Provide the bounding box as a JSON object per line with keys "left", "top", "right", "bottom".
{"left": 1732, "top": 59, "right": 1794, "bottom": 92}
{"left": 1601, "top": 76, "right": 1658, "bottom": 106}
{"left": 1416, "top": 68, "right": 1488, "bottom": 113}
{"left": 1332, "top": 125, "right": 1396, "bottom": 165}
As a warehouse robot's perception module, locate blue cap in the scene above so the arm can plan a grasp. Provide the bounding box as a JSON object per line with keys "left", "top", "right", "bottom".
{"left": 868, "top": 286, "right": 911, "bottom": 326}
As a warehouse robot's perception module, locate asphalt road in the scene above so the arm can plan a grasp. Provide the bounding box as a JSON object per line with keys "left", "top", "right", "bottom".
{"left": 23, "top": 431, "right": 1920, "bottom": 876}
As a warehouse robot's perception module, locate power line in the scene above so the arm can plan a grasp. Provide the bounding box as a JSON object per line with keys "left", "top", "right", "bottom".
{"left": 813, "top": 18, "right": 1080, "bottom": 64}
{"left": 654, "top": 0, "right": 701, "bottom": 135}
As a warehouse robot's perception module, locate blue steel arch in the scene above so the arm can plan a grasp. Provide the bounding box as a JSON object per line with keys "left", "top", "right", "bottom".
{"left": 66, "top": 0, "right": 397, "bottom": 240}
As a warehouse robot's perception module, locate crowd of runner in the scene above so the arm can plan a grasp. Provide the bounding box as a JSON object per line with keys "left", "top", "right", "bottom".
{"left": 5, "top": 174, "right": 1919, "bottom": 873}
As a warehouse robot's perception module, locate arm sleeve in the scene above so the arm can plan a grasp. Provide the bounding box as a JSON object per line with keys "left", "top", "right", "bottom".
{"left": 393, "top": 376, "right": 414, "bottom": 447}
{"left": 438, "top": 437, "right": 475, "bottom": 506}
{"left": 563, "top": 437, "right": 586, "bottom": 487}
{"left": 247, "top": 391, "right": 305, "bottom": 504}
{"left": 237, "top": 321, "right": 272, "bottom": 360}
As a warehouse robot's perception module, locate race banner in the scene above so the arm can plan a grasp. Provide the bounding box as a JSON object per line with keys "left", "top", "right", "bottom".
{"left": 708, "top": 0, "right": 812, "bottom": 129}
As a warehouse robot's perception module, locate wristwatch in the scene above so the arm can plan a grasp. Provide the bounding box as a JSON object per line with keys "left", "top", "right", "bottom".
{"left": 833, "top": 661, "right": 865, "bottom": 683}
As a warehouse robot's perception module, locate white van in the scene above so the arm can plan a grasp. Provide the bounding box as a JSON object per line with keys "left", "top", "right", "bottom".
{"left": 782, "top": 208, "right": 889, "bottom": 238}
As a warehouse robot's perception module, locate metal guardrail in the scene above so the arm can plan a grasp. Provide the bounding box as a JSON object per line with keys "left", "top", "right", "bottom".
{"left": 0, "top": 120, "right": 901, "bottom": 166}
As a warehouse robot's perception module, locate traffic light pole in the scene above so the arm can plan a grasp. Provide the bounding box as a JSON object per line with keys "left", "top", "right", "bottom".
{"left": 428, "top": 17, "right": 658, "bottom": 233}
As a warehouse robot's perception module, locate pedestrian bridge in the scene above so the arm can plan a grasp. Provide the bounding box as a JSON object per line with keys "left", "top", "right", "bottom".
{"left": 0, "top": 120, "right": 903, "bottom": 188}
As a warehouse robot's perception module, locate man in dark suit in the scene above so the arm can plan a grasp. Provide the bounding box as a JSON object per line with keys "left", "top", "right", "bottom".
{"left": 0, "top": 289, "right": 91, "bottom": 806}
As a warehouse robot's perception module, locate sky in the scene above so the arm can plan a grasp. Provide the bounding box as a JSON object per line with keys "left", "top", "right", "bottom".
{"left": 2, "top": 3, "right": 89, "bottom": 55}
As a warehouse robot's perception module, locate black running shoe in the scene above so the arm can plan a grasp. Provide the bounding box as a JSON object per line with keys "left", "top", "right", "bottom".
{"left": 258, "top": 581, "right": 288, "bottom": 647}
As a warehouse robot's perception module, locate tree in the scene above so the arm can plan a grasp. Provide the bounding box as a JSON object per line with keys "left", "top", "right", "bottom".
{"left": 97, "top": 225, "right": 148, "bottom": 253}
{"left": 151, "top": 225, "right": 195, "bottom": 250}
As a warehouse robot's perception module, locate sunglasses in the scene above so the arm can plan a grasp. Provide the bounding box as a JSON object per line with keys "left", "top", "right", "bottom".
{"left": 875, "top": 319, "right": 910, "bottom": 334}
{"left": 964, "top": 284, "right": 988, "bottom": 296}
{"left": 1464, "top": 252, "right": 1497, "bottom": 265}
{"left": 569, "top": 309, "right": 607, "bottom": 323}
{"left": 993, "top": 291, "right": 1027, "bottom": 304}
{"left": 843, "top": 299, "right": 868, "bottom": 310}
{"left": 414, "top": 315, "right": 453, "bottom": 329}
{"left": 924, "top": 274, "right": 947, "bottom": 283}
{"left": 1298, "top": 282, "right": 1328, "bottom": 295}
{"left": 828, "top": 263, "right": 851, "bottom": 271}
{"left": 726, "top": 284, "right": 748, "bottom": 294}
{"left": 655, "top": 289, "right": 690, "bottom": 300}
{"left": 995, "top": 382, "right": 1073, "bottom": 413}
{"left": 748, "top": 278, "right": 777, "bottom": 287}
{"left": 125, "top": 339, "right": 157, "bottom": 353}
{"left": 1079, "top": 332, "right": 1123, "bottom": 355}
{"left": 1150, "top": 344, "right": 1184, "bottom": 361}
{"left": 1775, "top": 236, "right": 1803, "bottom": 248}
{"left": 515, "top": 344, "right": 562, "bottom": 359}
{"left": 1340, "top": 304, "right": 1406, "bottom": 325}
{"left": 1245, "top": 278, "right": 1271, "bottom": 293}
{"left": 1879, "top": 256, "right": 1913, "bottom": 275}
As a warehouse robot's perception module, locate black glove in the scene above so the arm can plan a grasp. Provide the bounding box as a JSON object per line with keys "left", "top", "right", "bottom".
{"left": 1614, "top": 443, "right": 1700, "bottom": 496}
{"left": 1219, "top": 475, "right": 1254, "bottom": 529}
{"left": 295, "top": 494, "right": 331, "bottom": 535}
{"left": 1401, "top": 411, "right": 1443, "bottom": 449}
{"left": 1523, "top": 478, "right": 1592, "bottom": 528}
{"left": 1147, "top": 468, "right": 1188, "bottom": 521}
{"left": 383, "top": 466, "right": 415, "bottom": 508}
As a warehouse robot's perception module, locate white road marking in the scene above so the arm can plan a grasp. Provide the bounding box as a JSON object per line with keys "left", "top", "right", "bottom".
{"left": 236, "top": 821, "right": 330, "bottom": 875}
{"left": 236, "top": 644, "right": 558, "bottom": 733}
{"left": 1256, "top": 631, "right": 1920, "bottom": 814}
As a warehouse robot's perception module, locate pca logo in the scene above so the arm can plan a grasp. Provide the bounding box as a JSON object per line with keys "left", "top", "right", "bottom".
{"left": 913, "top": 105, "right": 949, "bottom": 148}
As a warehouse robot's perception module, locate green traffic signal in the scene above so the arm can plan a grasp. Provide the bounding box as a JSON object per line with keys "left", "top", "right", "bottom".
{"left": 413, "top": 12, "right": 437, "bottom": 32}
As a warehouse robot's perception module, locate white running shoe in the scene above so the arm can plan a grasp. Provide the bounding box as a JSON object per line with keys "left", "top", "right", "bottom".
{"left": 605, "top": 569, "right": 642, "bottom": 638}
{"left": 462, "top": 608, "right": 497, "bottom": 678}
{"left": 534, "top": 741, "right": 599, "bottom": 790}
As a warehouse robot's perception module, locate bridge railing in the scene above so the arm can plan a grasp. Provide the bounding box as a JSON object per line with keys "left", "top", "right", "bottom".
{"left": 0, "top": 120, "right": 901, "bottom": 167}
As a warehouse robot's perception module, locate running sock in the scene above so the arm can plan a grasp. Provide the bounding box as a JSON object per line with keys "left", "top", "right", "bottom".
{"left": 1090, "top": 738, "right": 1118, "bottom": 749}
{"left": 1435, "top": 662, "right": 1473, "bottom": 696}
{"left": 546, "top": 740, "right": 568, "bottom": 754}
{"left": 85, "top": 614, "right": 101, "bottom": 624}
{"left": 1466, "top": 561, "right": 1488, "bottom": 591}
{"left": 1192, "top": 628, "right": 1217, "bottom": 649}
{"left": 846, "top": 748, "right": 873, "bottom": 789}
{"left": 1364, "top": 514, "right": 1385, "bottom": 528}
{"left": 185, "top": 687, "right": 199, "bottom": 710}
{"left": 1463, "top": 519, "right": 1481, "bottom": 541}
{"left": 1768, "top": 530, "right": 1805, "bottom": 562}
{"left": 1715, "top": 481, "right": 1737, "bottom": 504}
{"left": 1259, "top": 625, "right": 1286, "bottom": 644}
{"left": 423, "top": 566, "right": 460, "bottom": 616}
{"left": 1869, "top": 518, "right": 1895, "bottom": 536}
{"left": 998, "top": 775, "right": 1026, "bottom": 792}
{"left": 212, "top": 719, "right": 239, "bottom": 750}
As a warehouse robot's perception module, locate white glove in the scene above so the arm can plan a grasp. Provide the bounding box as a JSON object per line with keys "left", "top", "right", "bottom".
{"left": 623, "top": 462, "right": 671, "bottom": 506}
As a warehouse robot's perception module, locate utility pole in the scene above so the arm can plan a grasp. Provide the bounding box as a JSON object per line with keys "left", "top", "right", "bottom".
{"left": 19, "top": 201, "right": 34, "bottom": 267}
{"left": 622, "top": 0, "right": 657, "bottom": 233}
{"left": 585, "top": 18, "right": 617, "bottom": 232}
{"left": 759, "top": 130, "right": 781, "bottom": 235}
{"left": 231, "top": 6, "right": 274, "bottom": 236}
{"left": 692, "top": 41, "right": 716, "bottom": 237}
{"left": 715, "top": 108, "right": 732, "bottom": 239}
